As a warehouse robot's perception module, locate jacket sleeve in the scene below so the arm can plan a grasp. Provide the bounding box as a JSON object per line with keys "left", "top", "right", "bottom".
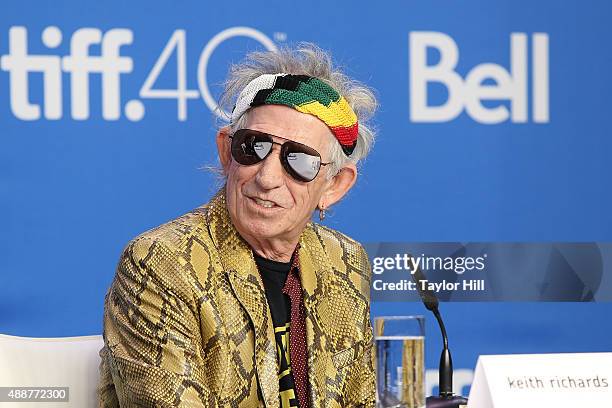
{"left": 100, "top": 237, "right": 217, "bottom": 407}
{"left": 343, "top": 244, "right": 376, "bottom": 408}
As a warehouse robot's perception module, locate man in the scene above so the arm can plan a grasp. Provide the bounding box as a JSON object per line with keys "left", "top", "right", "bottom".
{"left": 98, "top": 43, "right": 378, "bottom": 407}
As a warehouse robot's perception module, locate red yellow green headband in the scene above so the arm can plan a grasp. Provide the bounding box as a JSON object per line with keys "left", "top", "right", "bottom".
{"left": 231, "top": 73, "right": 359, "bottom": 156}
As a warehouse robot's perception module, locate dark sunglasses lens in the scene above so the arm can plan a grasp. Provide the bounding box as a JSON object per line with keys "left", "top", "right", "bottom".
{"left": 231, "top": 130, "right": 273, "bottom": 165}
{"left": 283, "top": 143, "right": 322, "bottom": 182}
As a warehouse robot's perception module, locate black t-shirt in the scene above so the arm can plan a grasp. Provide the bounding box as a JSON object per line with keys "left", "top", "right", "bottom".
{"left": 253, "top": 252, "right": 300, "bottom": 408}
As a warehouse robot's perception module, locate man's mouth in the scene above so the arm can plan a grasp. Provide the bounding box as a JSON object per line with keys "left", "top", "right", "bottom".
{"left": 251, "top": 197, "right": 278, "bottom": 209}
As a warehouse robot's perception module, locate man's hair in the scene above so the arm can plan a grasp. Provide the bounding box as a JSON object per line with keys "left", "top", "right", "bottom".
{"left": 218, "top": 43, "right": 378, "bottom": 178}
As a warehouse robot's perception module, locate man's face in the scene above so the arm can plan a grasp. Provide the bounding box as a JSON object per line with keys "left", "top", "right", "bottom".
{"left": 224, "top": 105, "right": 334, "bottom": 245}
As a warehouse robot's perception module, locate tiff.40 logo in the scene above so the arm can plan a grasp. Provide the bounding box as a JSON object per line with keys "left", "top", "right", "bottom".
{"left": 0, "top": 26, "right": 277, "bottom": 121}
{"left": 410, "top": 31, "right": 550, "bottom": 124}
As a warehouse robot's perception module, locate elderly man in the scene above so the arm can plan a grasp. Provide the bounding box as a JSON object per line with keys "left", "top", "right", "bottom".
{"left": 98, "top": 44, "right": 378, "bottom": 408}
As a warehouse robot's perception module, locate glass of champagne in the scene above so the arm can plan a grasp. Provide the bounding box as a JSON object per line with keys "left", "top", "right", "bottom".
{"left": 375, "top": 316, "right": 425, "bottom": 408}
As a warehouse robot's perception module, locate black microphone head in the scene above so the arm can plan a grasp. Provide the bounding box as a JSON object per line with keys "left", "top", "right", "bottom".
{"left": 408, "top": 256, "right": 439, "bottom": 311}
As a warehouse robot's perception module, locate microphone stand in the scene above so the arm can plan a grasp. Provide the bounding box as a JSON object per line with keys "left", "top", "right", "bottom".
{"left": 408, "top": 257, "right": 469, "bottom": 408}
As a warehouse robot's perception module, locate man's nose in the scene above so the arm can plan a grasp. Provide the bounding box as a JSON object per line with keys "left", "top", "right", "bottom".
{"left": 255, "top": 146, "right": 285, "bottom": 189}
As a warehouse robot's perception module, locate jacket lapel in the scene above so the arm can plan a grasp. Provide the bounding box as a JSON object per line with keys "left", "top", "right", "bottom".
{"left": 205, "top": 191, "right": 280, "bottom": 408}
{"left": 298, "top": 226, "right": 333, "bottom": 408}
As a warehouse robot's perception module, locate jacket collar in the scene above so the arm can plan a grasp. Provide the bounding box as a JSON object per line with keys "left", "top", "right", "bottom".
{"left": 204, "top": 189, "right": 333, "bottom": 408}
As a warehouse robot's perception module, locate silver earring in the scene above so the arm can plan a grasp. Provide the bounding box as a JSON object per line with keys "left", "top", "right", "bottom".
{"left": 319, "top": 206, "right": 326, "bottom": 221}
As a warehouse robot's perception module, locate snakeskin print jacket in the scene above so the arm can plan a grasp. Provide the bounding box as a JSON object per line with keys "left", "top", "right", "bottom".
{"left": 98, "top": 191, "right": 376, "bottom": 407}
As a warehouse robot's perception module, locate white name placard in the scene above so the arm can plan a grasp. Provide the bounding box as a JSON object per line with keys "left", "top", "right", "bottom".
{"left": 468, "top": 352, "right": 612, "bottom": 407}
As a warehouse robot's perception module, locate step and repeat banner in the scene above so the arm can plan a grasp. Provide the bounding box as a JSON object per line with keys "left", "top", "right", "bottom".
{"left": 2, "top": 0, "right": 611, "bottom": 396}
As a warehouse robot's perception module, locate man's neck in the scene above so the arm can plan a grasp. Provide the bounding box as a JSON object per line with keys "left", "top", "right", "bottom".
{"left": 248, "top": 238, "right": 298, "bottom": 262}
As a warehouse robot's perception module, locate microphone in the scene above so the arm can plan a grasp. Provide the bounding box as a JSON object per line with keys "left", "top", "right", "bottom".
{"left": 409, "top": 256, "right": 469, "bottom": 408}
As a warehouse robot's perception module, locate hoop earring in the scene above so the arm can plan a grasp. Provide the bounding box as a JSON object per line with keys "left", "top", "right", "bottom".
{"left": 319, "top": 205, "right": 326, "bottom": 222}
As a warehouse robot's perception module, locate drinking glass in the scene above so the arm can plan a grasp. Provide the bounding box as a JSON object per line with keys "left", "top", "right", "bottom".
{"left": 375, "top": 316, "right": 425, "bottom": 408}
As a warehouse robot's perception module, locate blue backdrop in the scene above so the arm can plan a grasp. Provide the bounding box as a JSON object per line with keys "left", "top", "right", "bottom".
{"left": 2, "top": 0, "right": 611, "bottom": 395}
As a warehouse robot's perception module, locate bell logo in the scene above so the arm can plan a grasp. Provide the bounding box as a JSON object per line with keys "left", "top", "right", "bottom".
{"left": 409, "top": 31, "right": 549, "bottom": 124}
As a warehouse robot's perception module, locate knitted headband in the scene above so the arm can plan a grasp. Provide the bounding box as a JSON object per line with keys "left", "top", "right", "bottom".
{"left": 231, "top": 73, "right": 359, "bottom": 156}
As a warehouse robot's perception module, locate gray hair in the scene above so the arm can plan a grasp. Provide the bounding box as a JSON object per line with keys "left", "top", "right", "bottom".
{"left": 218, "top": 43, "right": 378, "bottom": 179}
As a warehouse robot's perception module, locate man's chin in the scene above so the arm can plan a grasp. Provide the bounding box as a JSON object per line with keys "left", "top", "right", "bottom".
{"left": 243, "top": 219, "right": 283, "bottom": 237}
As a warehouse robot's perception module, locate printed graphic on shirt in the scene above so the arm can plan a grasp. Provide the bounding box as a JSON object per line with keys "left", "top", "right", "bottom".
{"left": 275, "top": 323, "right": 299, "bottom": 408}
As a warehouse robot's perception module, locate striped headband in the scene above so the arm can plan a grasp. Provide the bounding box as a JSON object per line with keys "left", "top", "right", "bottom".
{"left": 231, "top": 73, "right": 359, "bottom": 156}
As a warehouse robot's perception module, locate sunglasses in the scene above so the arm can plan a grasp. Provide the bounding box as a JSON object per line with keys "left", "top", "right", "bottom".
{"left": 229, "top": 129, "right": 331, "bottom": 182}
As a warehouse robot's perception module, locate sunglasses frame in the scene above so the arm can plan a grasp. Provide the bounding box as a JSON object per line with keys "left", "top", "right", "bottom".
{"left": 229, "top": 128, "right": 332, "bottom": 182}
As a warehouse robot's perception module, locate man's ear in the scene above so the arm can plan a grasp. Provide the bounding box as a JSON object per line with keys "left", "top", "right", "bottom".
{"left": 216, "top": 126, "right": 231, "bottom": 174}
{"left": 320, "top": 163, "right": 358, "bottom": 209}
